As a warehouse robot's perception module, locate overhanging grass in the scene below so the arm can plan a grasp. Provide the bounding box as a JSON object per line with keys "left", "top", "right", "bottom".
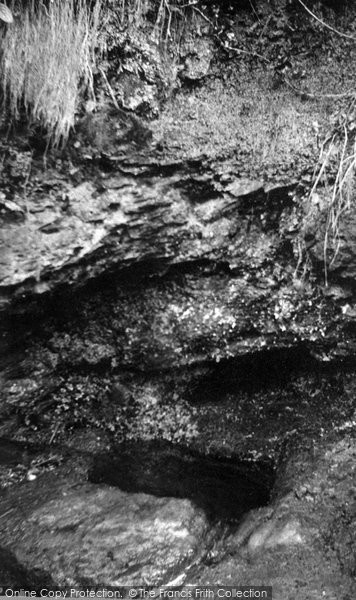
{"left": 0, "top": 0, "right": 195, "bottom": 146}
{"left": 0, "top": 0, "right": 101, "bottom": 147}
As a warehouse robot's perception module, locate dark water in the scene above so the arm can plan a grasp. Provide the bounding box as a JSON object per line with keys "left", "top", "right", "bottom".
{"left": 89, "top": 440, "right": 275, "bottom": 523}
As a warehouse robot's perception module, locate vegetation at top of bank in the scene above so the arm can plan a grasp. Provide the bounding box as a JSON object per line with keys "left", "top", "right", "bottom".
{"left": 1, "top": 0, "right": 355, "bottom": 149}
{"left": 0, "top": 0, "right": 356, "bottom": 276}
{"left": 0, "top": 0, "right": 200, "bottom": 148}
{"left": 0, "top": 0, "right": 102, "bottom": 147}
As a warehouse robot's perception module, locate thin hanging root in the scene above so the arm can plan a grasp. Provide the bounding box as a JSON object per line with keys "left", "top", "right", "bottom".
{"left": 316, "top": 123, "right": 356, "bottom": 284}
{"left": 310, "top": 134, "right": 336, "bottom": 198}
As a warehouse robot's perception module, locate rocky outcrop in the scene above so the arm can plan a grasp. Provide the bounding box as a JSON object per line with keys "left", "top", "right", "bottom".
{"left": 1, "top": 160, "right": 356, "bottom": 368}
{"left": 0, "top": 467, "right": 210, "bottom": 586}
{"left": 2, "top": 0, "right": 356, "bottom": 372}
{"left": 0, "top": 162, "right": 296, "bottom": 304}
{"left": 1, "top": 0, "right": 356, "bottom": 595}
{"left": 192, "top": 437, "right": 356, "bottom": 599}
{"left": 0, "top": 422, "right": 355, "bottom": 595}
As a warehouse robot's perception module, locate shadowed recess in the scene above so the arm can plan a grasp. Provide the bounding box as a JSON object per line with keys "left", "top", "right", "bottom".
{"left": 89, "top": 440, "right": 275, "bottom": 523}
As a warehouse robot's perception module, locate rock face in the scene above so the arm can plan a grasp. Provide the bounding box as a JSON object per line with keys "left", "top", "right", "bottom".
{"left": 1, "top": 166, "right": 355, "bottom": 369}
{"left": 0, "top": 425, "right": 354, "bottom": 596}
{"left": 0, "top": 471, "right": 209, "bottom": 586}
{"left": 0, "top": 168, "right": 293, "bottom": 302}
{"left": 2, "top": 1, "right": 356, "bottom": 372}
{"left": 1, "top": 0, "right": 356, "bottom": 595}
{"left": 192, "top": 437, "right": 356, "bottom": 599}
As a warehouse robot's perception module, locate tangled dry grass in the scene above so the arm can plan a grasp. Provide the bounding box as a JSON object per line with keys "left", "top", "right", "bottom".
{"left": 0, "top": 0, "right": 101, "bottom": 147}
{"left": 291, "top": 0, "right": 356, "bottom": 281}
{"left": 309, "top": 98, "right": 356, "bottom": 281}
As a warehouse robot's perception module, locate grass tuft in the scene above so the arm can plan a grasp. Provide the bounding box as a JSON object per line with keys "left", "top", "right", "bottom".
{"left": 309, "top": 97, "right": 356, "bottom": 282}
{"left": 0, "top": 0, "right": 101, "bottom": 147}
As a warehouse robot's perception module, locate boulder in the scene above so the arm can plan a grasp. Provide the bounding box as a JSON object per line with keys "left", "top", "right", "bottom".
{"left": 0, "top": 473, "right": 209, "bottom": 586}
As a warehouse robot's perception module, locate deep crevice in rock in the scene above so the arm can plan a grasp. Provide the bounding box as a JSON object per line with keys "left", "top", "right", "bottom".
{"left": 184, "top": 346, "right": 342, "bottom": 402}
{"left": 88, "top": 440, "right": 275, "bottom": 524}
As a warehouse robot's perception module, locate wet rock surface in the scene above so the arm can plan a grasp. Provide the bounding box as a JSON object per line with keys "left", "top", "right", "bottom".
{"left": 0, "top": 437, "right": 273, "bottom": 587}
{"left": 191, "top": 436, "right": 356, "bottom": 600}
{"left": 0, "top": 431, "right": 355, "bottom": 596}
{"left": 0, "top": 468, "right": 210, "bottom": 586}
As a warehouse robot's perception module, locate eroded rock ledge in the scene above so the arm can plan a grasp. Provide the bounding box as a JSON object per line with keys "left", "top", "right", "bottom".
{"left": 1, "top": 159, "right": 296, "bottom": 302}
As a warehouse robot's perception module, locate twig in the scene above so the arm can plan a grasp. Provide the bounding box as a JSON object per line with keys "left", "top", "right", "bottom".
{"left": 283, "top": 78, "right": 355, "bottom": 100}
{"left": 221, "top": 38, "right": 355, "bottom": 99}
{"left": 99, "top": 67, "right": 133, "bottom": 119}
{"left": 0, "top": 508, "right": 15, "bottom": 520}
{"left": 215, "top": 37, "right": 271, "bottom": 64}
{"left": 193, "top": 3, "right": 356, "bottom": 100}
{"left": 33, "top": 456, "right": 60, "bottom": 468}
{"left": 49, "top": 423, "right": 60, "bottom": 445}
{"left": 296, "top": 0, "right": 356, "bottom": 41}
{"left": 192, "top": 5, "right": 214, "bottom": 27}
{"left": 99, "top": 67, "right": 121, "bottom": 111}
